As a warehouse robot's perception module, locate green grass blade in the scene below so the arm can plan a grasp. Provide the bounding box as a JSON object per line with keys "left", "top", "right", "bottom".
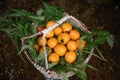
{"left": 87, "top": 64, "right": 98, "bottom": 71}
{"left": 95, "top": 47, "right": 107, "bottom": 61}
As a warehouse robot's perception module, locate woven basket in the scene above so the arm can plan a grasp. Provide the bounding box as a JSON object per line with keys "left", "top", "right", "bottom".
{"left": 21, "top": 14, "right": 94, "bottom": 79}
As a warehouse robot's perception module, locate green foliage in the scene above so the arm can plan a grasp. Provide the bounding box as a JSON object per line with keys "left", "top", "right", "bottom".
{"left": 86, "top": 64, "right": 98, "bottom": 71}
{"left": 0, "top": 1, "right": 64, "bottom": 50}
{"left": 18, "top": 39, "right": 37, "bottom": 58}
{"left": 48, "top": 63, "right": 57, "bottom": 69}
{"left": 65, "top": 62, "right": 87, "bottom": 80}
{"left": 91, "top": 30, "right": 114, "bottom": 46}
{"left": 75, "top": 69, "right": 87, "bottom": 80}
{"left": 60, "top": 72, "right": 69, "bottom": 80}
{"left": 79, "top": 30, "right": 114, "bottom": 51}
{"left": 34, "top": 47, "right": 51, "bottom": 66}
{"left": 42, "top": 1, "right": 64, "bottom": 21}
{"left": 34, "top": 54, "right": 45, "bottom": 66}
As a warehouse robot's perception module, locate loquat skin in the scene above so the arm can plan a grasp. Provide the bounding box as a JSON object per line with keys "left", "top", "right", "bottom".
{"left": 47, "top": 38, "right": 58, "bottom": 48}
{"left": 67, "top": 40, "right": 78, "bottom": 51}
{"left": 54, "top": 27, "right": 63, "bottom": 36}
{"left": 58, "top": 33, "right": 70, "bottom": 45}
{"left": 48, "top": 53, "right": 60, "bottom": 63}
{"left": 65, "top": 51, "right": 77, "bottom": 64}
{"left": 61, "top": 22, "right": 72, "bottom": 32}
{"left": 70, "top": 30, "right": 80, "bottom": 40}
{"left": 54, "top": 44, "right": 67, "bottom": 56}
{"left": 46, "top": 20, "right": 55, "bottom": 28}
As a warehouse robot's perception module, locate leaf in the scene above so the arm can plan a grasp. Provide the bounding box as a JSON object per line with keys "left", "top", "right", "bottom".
{"left": 48, "top": 63, "right": 57, "bottom": 69}
{"left": 51, "top": 64, "right": 70, "bottom": 73}
{"left": 60, "top": 72, "right": 69, "bottom": 80}
{"left": 12, "top": 9, "right": 34, "bottom": 17}
{"left": 59, "top": 57, "right": 66, "bottom": 65}
{"left": 107, "top": 34, "right": 114, "bottom": 48}
{"left": 42, "top": 1, "right": 64, "bottom": 21}
{"left": 11, "top": 9, "right": 45, "bottom": 21}
{"left": 34, "top": 47, "right": 50, "bottom": 65}
{"left": 74, "top": 69, "right": 87, "bottom": 80}
{"left": 36, "top": 9, "right": 44, "bottom": 16}
{"left": 83, "top": 30, "right": 115, "bottom": 51}
{"left": 86, "top": 64, "right": 98, "bottom": 71}
{"left": 34, "top": 53, "right": 44, "bottom": 63}
{"left": 91, "top": 30, "right": 109, "bottom": 45}
{"left": 17, "top": 45, "right": 33, "bottom": 55}
{"left": 95, "top": 47, "right": 107, "bottom": 61}
{"left": 74, "top": 62, "right": 87, "bottom": 69}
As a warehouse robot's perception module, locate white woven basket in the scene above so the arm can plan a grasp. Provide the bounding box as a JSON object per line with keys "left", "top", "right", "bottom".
{"left": 21, "top": 14, "right": 94, "bottom": 79}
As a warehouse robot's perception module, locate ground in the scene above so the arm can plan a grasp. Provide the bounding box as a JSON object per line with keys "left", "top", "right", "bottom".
{"left": 0, "top": 0, "right": 120, "bottom": 80}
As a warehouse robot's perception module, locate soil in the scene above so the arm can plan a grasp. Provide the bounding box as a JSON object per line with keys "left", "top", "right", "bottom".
{"left": 0, "top": 0, "right": 120, "bottom": 80}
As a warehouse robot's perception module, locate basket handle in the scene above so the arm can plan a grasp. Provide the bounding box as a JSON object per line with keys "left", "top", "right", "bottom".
{"left": 41, "top": 14, "right": 92, "bottom": 69}
{"left": 21, "top": 14, "right": 91, "bottom": 47}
